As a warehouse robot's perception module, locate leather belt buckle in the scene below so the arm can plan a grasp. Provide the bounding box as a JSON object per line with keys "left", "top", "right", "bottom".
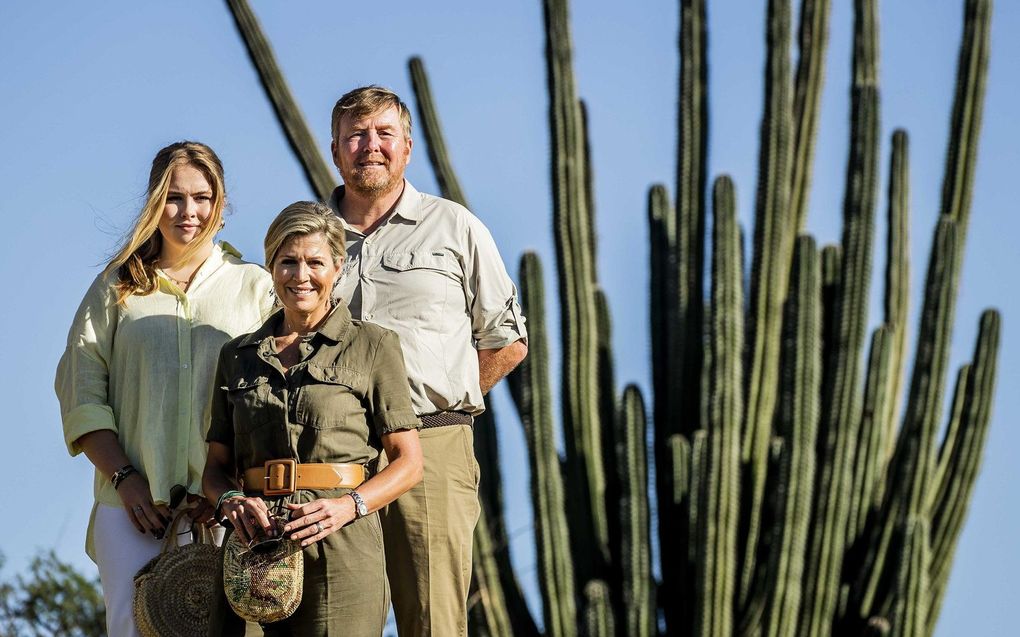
{"left": 263, "top": 459, "right": 296, "bottom": 496}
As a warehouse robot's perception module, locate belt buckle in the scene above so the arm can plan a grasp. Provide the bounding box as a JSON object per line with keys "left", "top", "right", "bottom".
{"left": 263, "top": 459, "right": 297, "bottom": 496}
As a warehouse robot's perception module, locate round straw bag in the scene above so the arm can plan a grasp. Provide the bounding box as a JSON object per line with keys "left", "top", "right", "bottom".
{"left": 222, "top": 515, "right": 304, "bottom": 623}
{"left": 132, "top": 509, "right": 221, "bottom": 637}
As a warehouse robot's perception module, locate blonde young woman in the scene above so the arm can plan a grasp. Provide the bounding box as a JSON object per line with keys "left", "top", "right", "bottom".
{"left": 55, "top": 141, "right": 275, "bottom": 637}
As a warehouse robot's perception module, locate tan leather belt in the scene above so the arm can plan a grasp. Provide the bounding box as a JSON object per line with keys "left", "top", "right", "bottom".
{"left": 242, "top": 459, "right": 366, "bottom": 496}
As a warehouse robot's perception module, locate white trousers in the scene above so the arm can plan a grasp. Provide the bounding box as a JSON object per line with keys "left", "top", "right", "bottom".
{"left": 92, "top": 503, "right": 223, "bottom": 637}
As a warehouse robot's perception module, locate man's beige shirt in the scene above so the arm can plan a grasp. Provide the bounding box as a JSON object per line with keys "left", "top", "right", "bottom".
{"left": 330, "top": 181, "right": 527, "bottom": 416}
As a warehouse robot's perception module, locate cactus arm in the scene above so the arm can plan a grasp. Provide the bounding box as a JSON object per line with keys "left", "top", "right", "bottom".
{"left": 508, "top": 252, "right": 577, "bottom": 637}
{"left": 882, "top": 130, "right": 911, "bottom": 459}
{"left": 927, "top": 311, "right": 999, "bottom": 632}
{"left": 938, "top": 0, "right": 992, "bottom": 242}
{"left": 581, "top": 580, "right": 615, "bottom": 637}
{"left": 223, "top": 0, "right": 337, "bottom": 200}
{"left": 789, "top": 0, "right": 832, "bottom": 233}
{"left": 926, "top": 366, "right": 972, "bottom": 517}
{"left": 674, "top": 0, "right": 708, "bottom": 441}
{"left": 738, "top": 0, "right": 795, "bottom": 611}
{"left": 468, "top": 507, "right": 516, "bottom": 636}
{"left": 763, "top": 236, "right": 821, "bottom": 637}
{"left": 616, "top": 386, "right": 655, "bottom": 637}
{"left": 694, "top": 176, "right": 743, "bottom": 637}
{"left": 407, "top": 56, "right": 469, "bottom": 208}
{"left": 800, "top": 2, "right": 880, "bottom": 633}
{"left": 541, "top": 0, "right": 609, "bottom": 579}
{"left": 890, "top": 517, "right": 930, "bottom": 637}
{"left": 847, "top": 326, "right": 892, "bottom": 545}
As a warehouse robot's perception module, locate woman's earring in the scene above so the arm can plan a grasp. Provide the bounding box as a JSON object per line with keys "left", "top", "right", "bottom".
{"left": 330, "top": 277, "right": 340, "bottom": 307}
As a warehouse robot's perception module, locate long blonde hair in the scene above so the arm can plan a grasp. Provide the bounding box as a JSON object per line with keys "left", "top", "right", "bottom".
{"left": 105, "top": 141, "right": 226, "bottom": 303}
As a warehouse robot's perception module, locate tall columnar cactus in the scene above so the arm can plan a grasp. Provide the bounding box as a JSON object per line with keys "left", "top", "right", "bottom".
{"left": 614, "top": 386, "right": 654, "bottom": 637}
{"left": 227, "top": 0, "right": 1000, "bottom": 635}
{"left": 763, "top": 235, "right": 821, "bottom": 637}
{"left": 739, "top": 0, "right": 794, "bottom": 612}
{"left": 800, "top": 0, "right": 880, "bottom": 633}
{"left": 658, "top": 3, "right": 707, "bottom": 629}
{"left": 882, "top": 130, "right": 911, "bottom": 459}
{"left": 509, "top": 252, "right": 577, "bottom": 637}
{"left": 541, "top": 0, "right": 610, "bottom": 585}
{"left": 694, "top": 176, "right": 743, "bottom": 637}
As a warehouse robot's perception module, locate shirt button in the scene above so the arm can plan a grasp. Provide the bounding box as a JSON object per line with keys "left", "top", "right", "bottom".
{"left": 182, "top": 363, "right": 189, "bottom": 369}
{"left": 365, "top": 313, "right": 373, "bottom": 320}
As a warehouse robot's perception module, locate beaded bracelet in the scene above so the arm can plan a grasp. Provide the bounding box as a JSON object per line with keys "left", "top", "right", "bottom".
{"left": 110, "top": 464, "right": 137, "bottom": 490}
{"left": 215, "top": 489, "right": 246, "bottom": 517}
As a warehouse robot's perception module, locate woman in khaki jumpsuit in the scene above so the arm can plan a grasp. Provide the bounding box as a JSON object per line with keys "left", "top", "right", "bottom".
{"left": 203, "top": 201, "right": 423, "bottom": 636}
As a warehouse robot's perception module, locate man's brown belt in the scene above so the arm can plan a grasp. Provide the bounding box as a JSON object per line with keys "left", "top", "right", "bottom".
{"left": 419, "top": 410, "right": 474, "bottom": 429}
{"left": 242, "top": 459, "right": 366, "bottom": 496}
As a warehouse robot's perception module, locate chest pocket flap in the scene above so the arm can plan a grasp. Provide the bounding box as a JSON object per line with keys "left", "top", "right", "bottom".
{"left": 298, "top": 365, "right": 367, "bottom": 430}
{"left": 382, "top": 250, "right": 461, "bottom": 280}
{"left": 223, "top": 374, "right": 273, "bottom": 429}
{"left": 305, "top": 364, "right": 364, "bottom": 390}
{"left": 224, "top": 375, "right": 270, "bottom": 392}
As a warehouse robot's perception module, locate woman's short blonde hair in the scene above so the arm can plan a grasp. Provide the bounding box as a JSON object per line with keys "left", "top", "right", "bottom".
{"left": 106, "top": 141, "right": 226, "bottom": 303}
{"left": 264, "top": 201, "right": 346, "bottom": 269}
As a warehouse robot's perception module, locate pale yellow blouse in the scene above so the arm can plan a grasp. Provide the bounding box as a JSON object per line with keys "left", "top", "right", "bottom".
{"left": 55, "top": 242, "right": 274, "bottom": 559}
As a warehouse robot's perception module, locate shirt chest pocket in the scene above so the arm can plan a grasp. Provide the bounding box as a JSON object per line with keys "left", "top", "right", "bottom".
{"left": 294, "top": 365, "right": 366, "bottom": 430}
{"left": 224, "top": 374, "right": 274, "bottom": 434}
{"left": 379, "top": 250, "right": 463, "bottom": 321}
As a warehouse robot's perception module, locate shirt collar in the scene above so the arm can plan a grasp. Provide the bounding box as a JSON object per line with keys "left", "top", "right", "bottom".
{"left": 328, "top": 180, "right": 422, "bottom": 231}
{"left": 237, "top": 302, "right": 353, "bottom": 349}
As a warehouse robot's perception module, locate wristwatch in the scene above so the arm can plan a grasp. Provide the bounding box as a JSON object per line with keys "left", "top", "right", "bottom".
{"left": 349, "top": 490, "right": 368, "bottom": 519}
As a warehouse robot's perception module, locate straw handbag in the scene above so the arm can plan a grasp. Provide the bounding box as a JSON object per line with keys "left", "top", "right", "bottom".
{"left": 222, "top": 514, "right": 304, "bottom": 623}
{"left": 132, "top": 509, "right": 220, "bottom": 637}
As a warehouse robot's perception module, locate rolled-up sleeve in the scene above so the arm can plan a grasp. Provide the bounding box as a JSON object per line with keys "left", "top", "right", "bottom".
{"left": 54, "top": 276, "right": 118, "bottom": 456}
{"left": 369, "top": 330, "right": 420, "bottom": 434}
{"left": 463, "top": 215, "right": 528, "bottom": 350}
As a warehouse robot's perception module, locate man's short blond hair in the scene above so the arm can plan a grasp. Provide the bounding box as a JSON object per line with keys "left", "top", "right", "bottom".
{"left": 330, "top": 85, "right": 413, "bottom": 141}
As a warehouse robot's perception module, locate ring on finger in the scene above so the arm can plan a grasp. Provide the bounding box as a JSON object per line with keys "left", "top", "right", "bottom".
{"left": 316, "top": 521, "right": 325, "bottom": 534}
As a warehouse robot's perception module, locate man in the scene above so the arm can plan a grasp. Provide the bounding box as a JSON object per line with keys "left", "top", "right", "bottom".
{"left": 327, "top": 85, "right": 528, "bottom": 637}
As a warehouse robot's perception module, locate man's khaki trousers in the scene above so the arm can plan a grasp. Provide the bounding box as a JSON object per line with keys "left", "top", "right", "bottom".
{"left": 378, "top": 424, "right": 481, "bottom": 637}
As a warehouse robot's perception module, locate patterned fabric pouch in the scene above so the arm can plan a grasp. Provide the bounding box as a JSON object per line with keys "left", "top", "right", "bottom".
{"left": 222, "top": 512, "right": 304, "bottom": 623}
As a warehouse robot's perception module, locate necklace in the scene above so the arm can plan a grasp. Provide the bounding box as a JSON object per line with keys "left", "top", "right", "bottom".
{"left": 167, "top": 275, "right": 191, "bottom": 289}
{"left": 158, "top": 266, "right": 196, "bottom": 291}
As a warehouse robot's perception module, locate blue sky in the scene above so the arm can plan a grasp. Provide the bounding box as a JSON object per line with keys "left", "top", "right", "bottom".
{"left": 1, "top": 1, "right": 1016, "bottom": 634}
